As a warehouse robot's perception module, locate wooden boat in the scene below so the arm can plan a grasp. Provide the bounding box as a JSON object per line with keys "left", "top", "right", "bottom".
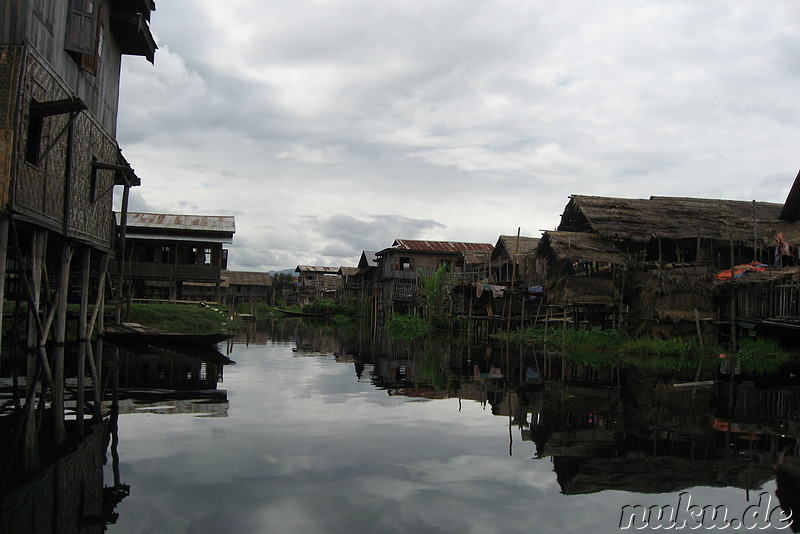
{"left": 274, "top": 308, "right": 328, "bottom": 318}
{"left": 104, "top": 322, "right": 235, "bottom": 347}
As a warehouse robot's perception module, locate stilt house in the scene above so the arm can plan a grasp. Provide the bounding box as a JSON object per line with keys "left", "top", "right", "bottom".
{"left": 542, "top": 194, "right": 784, "bottom": 337}
{"left": 718, "top": 170, "right": 800, "bottom": 347}
{"left": 118, "top": 212, "right": 235, "bottom": 302}
{"left": 0, "top": 0, "right": 155, "bottom": 490}
{"left": 375, "top": 239, "right": 494, "bottom": 314}
{"left": 491, "top": 235, "right": 542, "bottom": 287}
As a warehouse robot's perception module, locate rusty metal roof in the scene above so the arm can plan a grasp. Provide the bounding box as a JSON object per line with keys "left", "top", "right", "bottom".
{"left": 117, "top": 212, "right": 236, "bottom": 234}
{"left": 296, "top": 265, "right": 340, "bottom": 273}
{"left": 389, "top": 239, "right": 494, "bottom": 253}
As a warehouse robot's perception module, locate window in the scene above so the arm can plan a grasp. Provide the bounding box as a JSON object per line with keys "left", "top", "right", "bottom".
{"left": 65, "top": 0, "right": 99, "bottom": 56}
{"left": 395, "top": 257, "right": 414, "bottom": 271}
{"left": 24, "top": 103, "right": 44, "bottom": 165}
{"left": 203, "top": 248, "right": 212, "bottom": 265}
{"left": 160, "top": 245, "right": 171, "bottom": 263}
{"left": 89, "top": 156, "right": 98, "bottom": 202}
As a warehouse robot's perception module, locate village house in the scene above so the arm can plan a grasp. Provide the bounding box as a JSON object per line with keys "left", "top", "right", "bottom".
{"left": 0, "top": 0, "right": 155, "bottom": 506}
{"left": 375, "top": 239, "right": 495, "bottom": 314}
{"left": 540, "top": 194, "right": 785, "bottom": 338}
{"left": 716, "top": 170, "right": 800, "bottom": 348}
{"left": 490, "top": 234, "right": 543, "bottom": 287}
{"left": 295, "top": 265, "right": 343, "bottom": 300}
{"left": 117, "top": 212, "right": 235, "bottom": 302}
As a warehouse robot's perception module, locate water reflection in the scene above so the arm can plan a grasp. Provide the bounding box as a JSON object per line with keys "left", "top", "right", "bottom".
{"left": 3, "top": 318, "right": 799, "bottom": 532}
{"left": 272, "top": 318, "right": 800, "bottom": 530}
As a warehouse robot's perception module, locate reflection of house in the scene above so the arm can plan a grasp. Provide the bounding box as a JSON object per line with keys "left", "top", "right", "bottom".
{"left": 111, "top": 345, "right": 229, "bottom": 417}
{"left": 542, "top": 195, "right": 784, "bottom": 336}
{"left": 118, "top": 212, "right": 235, "bottom": 302}
{"left": 376, "top": 239, "right": 494, "bottom": 314}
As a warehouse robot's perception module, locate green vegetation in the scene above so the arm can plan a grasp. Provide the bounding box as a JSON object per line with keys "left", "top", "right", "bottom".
{"left": 126, "top": 302, "right": 229, "bottom": 334}
{"left": 384, "top": 314, "right": 430, "bottom": 341}
{"left": 736, "top": 338, "right": 791, "bottom": 373}
{"left": 418, "top": 264, "right": 454, "bottom": 320}
{"left": 302, "top": 297, "right": 360, "bottom": 318}
{"left": 385, "top": 264, "right": 454, "bottom": 340}
{"left": 496, "top": 324, "right": 795, "bottom": 372}
{"left": 418, "top": 346, "right": 449, "bottom": 390}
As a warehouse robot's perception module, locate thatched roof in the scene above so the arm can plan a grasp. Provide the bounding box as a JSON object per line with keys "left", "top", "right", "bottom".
{"left": 222, "top": 270, "right": 272, "bottom": 286}
{"left": 779, "top": 169, "right": 800, "bottom": 222}
{"left": 539, "top": 231, "right": 629, "bottom": 265}
{"left": 558, "top": 195, "right": 783, "bottom": 244}
{"left": 491, "top": 235, "right": 540, "bottom": 259}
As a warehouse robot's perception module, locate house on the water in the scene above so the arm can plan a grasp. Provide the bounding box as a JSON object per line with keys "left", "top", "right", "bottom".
{"left": 490, "top": 234, "right": 543, "bottom": 287}
{"left": 118, "top": 212, "right": 235, "bottom": 302}
{"left": 295, "top": 265, "right": 343, "bottom": 300}
{"left": 375, "top": 239, "right": 495, "bottom": 314}
{"left": 0, "top": 0, "right": 156, "bottom": 520}
{"left": 540, "top": 194, "right": 784, "bottom": 338}
{"left": 716, "top": 170, "right": 800, "bottom": 347}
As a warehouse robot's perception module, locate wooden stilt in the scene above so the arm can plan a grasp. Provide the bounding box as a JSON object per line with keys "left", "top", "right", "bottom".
{"left": 53, "top": 241, "right": 72, "bottom": 446}
{"left": 77, "top": 247, "right": 91, "bottom": 435}
{"left": 0, "top": 217, "right": 8, "bottom": 376}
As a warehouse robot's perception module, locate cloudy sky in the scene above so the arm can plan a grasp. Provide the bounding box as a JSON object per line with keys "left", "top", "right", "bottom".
{"left": 115, "top": 1, "right": 800, "bottom": 272}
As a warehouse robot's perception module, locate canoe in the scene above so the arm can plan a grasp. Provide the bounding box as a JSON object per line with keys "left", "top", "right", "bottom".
{"left": 274, "top": 308, "right": 328, "bottom": 318}
{"left": 104, "top": 322, "right": 235, "bottom": 347}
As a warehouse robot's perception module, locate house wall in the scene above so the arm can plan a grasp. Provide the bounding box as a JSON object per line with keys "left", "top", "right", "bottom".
{"left": 1, "top": 45, "right": 119, "bottom": 249}
{"left": 2, "top": 0, "right": 125, "bottom": 135}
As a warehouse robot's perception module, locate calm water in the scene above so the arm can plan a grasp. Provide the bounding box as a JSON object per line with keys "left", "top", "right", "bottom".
{"left": 105, "top": 321, "right": 793, "bottom": 533}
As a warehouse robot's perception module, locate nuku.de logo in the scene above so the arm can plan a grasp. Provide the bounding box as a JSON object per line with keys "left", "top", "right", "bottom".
{"left": 619, "top": 492, "right": 793, "bottom": 530}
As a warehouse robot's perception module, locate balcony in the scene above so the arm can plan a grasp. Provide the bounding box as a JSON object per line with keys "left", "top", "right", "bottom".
{"left": 123, "top": 262, "right": 220, "bottom": 282}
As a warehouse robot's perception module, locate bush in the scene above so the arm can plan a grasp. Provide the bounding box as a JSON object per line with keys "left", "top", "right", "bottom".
{"left": 302, "top": 298, "right": 360, "bottom": 317}
{"left": 385, "top": 314, "right": 429, "bottom": 341}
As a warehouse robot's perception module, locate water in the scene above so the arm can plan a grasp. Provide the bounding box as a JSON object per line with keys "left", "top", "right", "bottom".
{"left": 100, "top": 320, "right": 796, "bottom": 533}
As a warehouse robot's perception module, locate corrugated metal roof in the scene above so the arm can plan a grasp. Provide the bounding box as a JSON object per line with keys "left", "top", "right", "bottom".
{"left": 296, "top": 265, "right": 340, "bottom": 273}
{"left": 359, "top": 251, "right": 378, "bottom": 268}
{"left": 391, "top": 239, "right": 494, "bottom": 253}
{"left": 117, "top": 212, "right": 236, "bottom": 234}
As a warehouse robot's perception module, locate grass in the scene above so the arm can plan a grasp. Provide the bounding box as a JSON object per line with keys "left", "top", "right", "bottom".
{"left": 124, "top": 302, "right": 229, "bottom": 334}
{"left": 496, "top": 324, "right": 795, "bottom": 373}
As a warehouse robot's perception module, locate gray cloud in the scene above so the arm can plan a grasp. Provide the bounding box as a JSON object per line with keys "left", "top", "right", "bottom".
{"left": 116, "top": 0, "right": 800, "bottom": 271}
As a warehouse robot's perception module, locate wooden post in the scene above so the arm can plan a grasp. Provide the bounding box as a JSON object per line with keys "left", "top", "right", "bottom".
{"left": 116, "top": 182, "right": 131, "bottom": 324}
{"left": 53, "top": 241, "right": 72, "bottom": 446}
{"left": 0, "top": 217, "right": 8, "bottom": 376}
{"left": 77, "top": 247, "right": 91, "bottom": 435}
{"left": 505, "top": 228, "right": 521, "bottom": 343}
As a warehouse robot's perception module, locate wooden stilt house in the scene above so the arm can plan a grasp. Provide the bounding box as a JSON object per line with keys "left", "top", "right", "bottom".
{"left": 118, "top": 212, "right": 236, "bottom": 303}
{"left": 545, "top": 194, "right": 784, "bottom": 337}
{"left": 0, "top": 0, "right": 155, "bottom": 495}
{"left": 717, "top": 170, "right": 800, "bottom": 347}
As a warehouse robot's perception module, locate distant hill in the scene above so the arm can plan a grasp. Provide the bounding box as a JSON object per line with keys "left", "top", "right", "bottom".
{"left": 268, "top": 268, "right": 296, "bottom": 276}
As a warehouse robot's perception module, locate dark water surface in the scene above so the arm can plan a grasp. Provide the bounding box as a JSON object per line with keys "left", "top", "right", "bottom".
{"left": 106, "top": 321, "right": 793, "bottom": 533}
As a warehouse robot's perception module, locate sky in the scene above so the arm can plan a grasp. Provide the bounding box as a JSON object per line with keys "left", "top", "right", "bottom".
{"left": 114, "top": 1, "right": 800, "bottom": 272}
